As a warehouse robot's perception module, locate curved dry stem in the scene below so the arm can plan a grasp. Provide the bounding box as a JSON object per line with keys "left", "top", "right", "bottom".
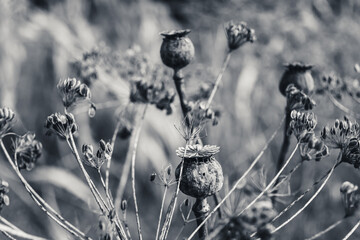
{"left": 271, "top": 160, "right": 337, "bottom": 234}
{"left": 206, "top": 51, "right": 232, "bottom": 109}
{"left": 187, "top": 116, "right": 285, "bottom": 240}
{"left": 328, "top": 93, "right": 360, "bottom": 118}
{"left": 305, "top": 218, "right": 345, "bottom": 240}
{"left": 342, "top": 219, "right": 360, "bottom": 240}
{"left": 131, "top": 105, "right": 148, "bottom": 240}
{"left": 155, "top": 186, "right": 168, "bottom": 240}
{"left": 0, "top": 140, "right": 90, "bottom": 240}
{"left": 0, "top": 223, "right": 46, "bottom": 240}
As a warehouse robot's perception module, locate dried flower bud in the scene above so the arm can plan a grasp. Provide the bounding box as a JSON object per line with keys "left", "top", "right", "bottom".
{"left": 299, "top": 132, "right": 329, "bottom": 161}
{"left": 57, "top": 78, "right": 92, "bottom": 108}
{"left": 225, "top": 21, "right": 256, "bottom": 51}
{"left": 288, "top": 110, "right": 317, "bottom": 141}
{"left": 0, "top": 179, "right": 9, "bottom": 211}
{"left": 150, "top": 173, "right": 156, "bottom": 182}
{"left": 82, "top": 140, "right": 111, "bottom": 169}
{"left": 285, "top": 85, "right": 316, "bottom": 111}
{"left": 279, "top": 62, "right": 314, "bottom": 96}
{"left": 0, "top": 107, "right": 15, "bottom": 137}
{"left": 340, "top": 181, "right": 360, "bottom": 217}
{"left": 45, "top": 112, "right": 78, "bottom": 139}
{"left": 121, "top": 200, "right": 127, "bottom": 211}
{"left": 342, "top": 138, "right": 360, "bottom": 168}
{"left": 14, "top": 132, "right": 42, "bottom": 171}
{"left": 175, "top": 144, "right": 223, "bottom": 198}
{"left": 160, "top": 29, "right": 195, "bottom": 71}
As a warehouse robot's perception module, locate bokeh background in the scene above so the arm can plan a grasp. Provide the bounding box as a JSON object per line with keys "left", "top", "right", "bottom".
{"left": 1, "top": 0, "right": 360, "bottom": 239}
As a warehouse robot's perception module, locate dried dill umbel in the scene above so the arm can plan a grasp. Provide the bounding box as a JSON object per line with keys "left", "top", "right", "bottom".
{"left": 13, "top": 132, "right": 42, "bottom": 171}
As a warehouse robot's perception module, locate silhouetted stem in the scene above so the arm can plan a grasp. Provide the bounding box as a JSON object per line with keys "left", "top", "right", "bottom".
{"left": 187, "top": 116, "right": 285, "bottom": 240}
{"left": 173, "top": 70, "right": 189, "bottom": 123}
{"left": 277, "top": 110, "right": 291, "bottom": 173}
{"left": 193, "top": 198, "right": 210, "bottom": 240}
{"left": 342, "top": 219, "right": 360, "bottom": 240}
{"left": 155, "top": 186, "right": 168, "bottom": 240}
{"left": 0, "top": 223, "right": 46, "bottom": 240}
{"left": 305, "top": 218, "right": 345, "bottom": 240}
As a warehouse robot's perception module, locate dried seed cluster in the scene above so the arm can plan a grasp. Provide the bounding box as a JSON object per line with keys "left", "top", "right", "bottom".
{"left": 0, "top": 107, "right": 15, "bottom": 137}
{"left": 225, "top": 21, "right": 256, "bottom": 51}
{"left": 82, "top": 140, "right": 112, "bottom": 170}
{"left": 45, "top": 112, "right": 78, "bottom": 139}
{"left": 299, "top": 132, "right": 329, "bottom": 161}
{"left": 57, "top": 78, "right": 91, "bottom": 108}
{"left": 285, "top": 84, "right": 316, "bottom": 111}
{"left": 288, "top": 110, "right": 317, "bottom": 141}
{"left": 14, "top": 132, "right": 42, "bottom": 171}
{"left": 0, "top": 179, "right": 9, "bottom": 212}
{"left": 340, "top": 181, "right": 359, "bottom": 217}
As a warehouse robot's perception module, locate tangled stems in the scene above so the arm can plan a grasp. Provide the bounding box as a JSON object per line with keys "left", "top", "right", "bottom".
{"left": 205, "top": 51, "right": 232, "bottom": 109}
{"left": 305, "top": 218, "right": 346, "bottom": 240}
{"left": 342, "top": 219, "right": 360, "bottom": 240}
{"left": 155, "top": 185, "right": 168, "bottom": 240}
{"left": 0, "top": 139, "right": 90, "bottom": 240}
{"left": 131, "top": 105, "right": 148, "bottom": 240}
{"left": 271, "top": 160, "right": 339, "bottom": 234}
{"left": 187, "top": 116, "right": 285, "bottom": 240}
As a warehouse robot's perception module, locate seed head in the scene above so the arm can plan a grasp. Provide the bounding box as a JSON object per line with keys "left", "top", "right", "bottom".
{"left": 45, "top": 112, "right": 78, "bottom": 139}
{"left": 288, "top": 110, "right": 317, "bottom": 141}
{"left": 0, "top": 107, "right": 15, "bottom": 137}
{"left": 225, "top": 21, "right": 256, "bottom": 51}
{"left": 299, "top": 132, "right": 329, "bottom": 161}
{"left": 57, "top": 78, "right": 91, "bottom": 108}
{"left": 0, "top": 179, "right": 9, "bottom": 211}
{"left": 340, "top": 181, "right": 360, "bottom": 217}
{"left": 285, "top": 84, "right": 316, "bottom": 111}
{"left": 279, "top": 62, "right": 314, "bottom": 96}
{"left": 160, "top": 29, "right": 195, "bottom": 71}
{"left": 82, "top": 140, "right": 112, "bottom": 169}
{"left": 341, "top": 137, "right": 360, "bottom": 168}
{"left": 14, "top": 132, "right": 42, "bottom": 171}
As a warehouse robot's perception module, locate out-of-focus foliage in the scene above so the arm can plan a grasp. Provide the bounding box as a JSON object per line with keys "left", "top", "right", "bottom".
{"left": 1, "top": 0, "right": 360, "bottom": 239}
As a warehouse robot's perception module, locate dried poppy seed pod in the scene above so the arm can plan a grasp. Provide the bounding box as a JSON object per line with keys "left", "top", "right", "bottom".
{"left": 175, "top": 145, "right": 223, "bottom": 199}
{"left": 279, "top": 62, "right": 314, "bottom": 96}
{"left": 160, "top": 29, "right": 195, "bottom": 71}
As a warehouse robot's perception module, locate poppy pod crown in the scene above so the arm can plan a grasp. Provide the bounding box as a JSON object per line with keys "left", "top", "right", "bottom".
{"left": 279, "top": 62, "right": 314, "bottom": 96}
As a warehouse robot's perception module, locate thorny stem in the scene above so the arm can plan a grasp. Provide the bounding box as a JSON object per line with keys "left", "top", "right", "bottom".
{"left": 0, "top": 140, "right": 89, "bottom": 240}
{"left": 155, "top": 185, "right": 168, "bottom": 240}
{"left": 159, "top": 141, "right": 189, "bottom": 240}
{"left": 342, "top": 219, "right": 360, "bottom": 240}
{"left": 328, "top": 93, "right": 360, "bottom": 118}
{"left": 131, "top": 105, "right": 148, "bottom": 240}
{"left": 305, "top": 218, "right": 346, "bottom": 240}
{"left": 271, "top": 160, "right": 338, "bottom": 234}
{"left": 0, "top": 223, "right": 46, "bottom": 240}
{"left": 187, "top": 116, "right": 285, "bottom": 240}
{"left": 206, "top": 51, "right": 232, "bottom": 109}
{"left": 67, "top": 134, "right": 127, "bottom": 240}
{"left": 270, "top": 157, "right": 342, "bottom": 224}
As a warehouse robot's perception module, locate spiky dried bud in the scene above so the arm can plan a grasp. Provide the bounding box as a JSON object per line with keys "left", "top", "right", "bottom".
{"left": 288, "top": 110, "right": 317, "bottom": 141}
{"left": 121, "top": 200, "right": 127, "bottom": 211}
{"left": 45, "top": 112, "right": 78, "bottom": 139}
{"left": 279, "top": 62, "right": 314, "bottom": 96}
{"left": 57, "top": 78, "right": 92, "bottom": 108}
{"left": 285, "top": 84, "right": 316, "bottom": 111}
{"left": 14, "top": 132, "right": 42, "bottom": 171}
{"left": 225, "top": 21, "right": 256, "bottom": 51}
{"left": 160, "top": 29, "right": 195, "bottom": 71}
{"left": 0, "top": 179, "right": 9, "bottom": 211}
{"left": 175, "top": 144, "right": 223, "bottom": 198}
{"left": 0, "top": 107, "right": 15, "bottom": 137}
{"left": 340, "top": 181, "right": 360, "bottom": 217}
{"left": 150, "top": 173, "right": 156, "bottom": 182}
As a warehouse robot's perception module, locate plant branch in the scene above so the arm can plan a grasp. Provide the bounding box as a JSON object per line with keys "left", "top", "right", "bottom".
{"left": 305, "top": 218, "right": 345, "bottom": 240}
{"left": 155, "top": 185, "right": 168, "bottom": 240}
{"left": 0, "top": 223, "right": 46, "bottom": 240}
{"left": 342, "top": 219, "right": 360, "bottom": 240}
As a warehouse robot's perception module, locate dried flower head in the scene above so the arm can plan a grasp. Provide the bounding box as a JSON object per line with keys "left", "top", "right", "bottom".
{"left": 57, "top": 78, "right": 92, "bottom": 108}
{"left": 340, "top": 181, "right": 360, "bottom": 217}
{"left": 285, "top": 84, "right": 316, "bottom": 111}
{"left": 82, "top": 140, "right": 112, "bottom": 169}
{"left": 341, "top": 137, "right": 360, "bottom": 168}
{"left": 45, "top": 112, "right": 78, "bottom": 139}
{"left": 318, "top": 73, "right": 344, "bottom": 99}
{"left": 321, "top": 116, "right": 360, "bottom": 149}
{"left": 225, "top": 21, "right": 256, "bottom": 51}
{"left": 160, "top": 29, "right": 195, "bottom": 71}
{"left": 187, "top": 101, "right": 221, "bottom": 128}
{"left": 13, "top": 132, "right": 42, "bottom": 171}
{"left": 299, "top": 132, "right": 329, "bottom": 161}
{"left": 0, "top": 107, "right": 15, "bottom": 137}
{"left": 288, "top": 110, "right": 317, "bottom": 141}
{"left": 175, "top": 144, "right": 223, "bottom": 198}
{"left": 279, "top": 62, "right": 314, "bottom": 96}
{"left": 0, "top": 179, "right": 9, "bottom": 211}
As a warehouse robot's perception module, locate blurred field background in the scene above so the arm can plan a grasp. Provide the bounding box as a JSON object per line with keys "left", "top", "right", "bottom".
{"left": 1, "top": 0, "right": 360, "bottom": 239}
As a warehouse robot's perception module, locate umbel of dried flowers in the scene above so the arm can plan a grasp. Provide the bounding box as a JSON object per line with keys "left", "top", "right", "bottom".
{"left": 13, "top": 132, "right": 42, "bottom": 171}
{"left": 0, "top": 107, "right": 15, "bottom": 137}
{"left": 175, "top": 144, "right": 223, "bottom": 199}
{"left": 45, "top": 112, "right": 78, "bottom": 139}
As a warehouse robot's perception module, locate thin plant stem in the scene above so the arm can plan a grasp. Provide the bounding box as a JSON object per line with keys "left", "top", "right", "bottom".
{"left": 276, "top": 111, "right": 291, "bottom": 173}
{"left": 271, "top": 160, "right": 337, "bottom": 234}
{"left": 131, "top": 105, "right": 148, "bottom": 240}
{"left": 155, "top": 186, "right": 168, "bottom": 240}
{"left": 0, "top": 140, "right": 89, "bottom": 240}
{"left": 305, "top": 218, "right": 345, "bottom": 240}
{"left": 342, "top": 219, "right": 360, "bottom": 240}
{"left": 0, "top": 224, "right": 46, "bottom": 240}
{"left": 328, "top": 93, "right": 360, "bottom": 118}
{"left": 186, "top": 116, "right": 285, "bottom": 240}
{"left": 0, "top": 216, "right": 22, "bottom": 232}
{"left": 206, "top": 51, "right": 232, "bottom": 109}
{"left": 121, "top": 207, "right": 132, "bottom": 240}
{"left": 159, "top": 141, "right": 189, "bottom": 240}
{"left": 271, "top": 160, "right": 303, "bottom": 194}
{"left": 1, "top": 231, "right": 16, "bottom": 240}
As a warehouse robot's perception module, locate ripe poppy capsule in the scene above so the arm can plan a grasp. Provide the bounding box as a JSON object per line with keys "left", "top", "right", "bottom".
{"left": 279, "top": 62, "right": 314, "bottom": 96}
{"left": 160, "top": 29, "right": 195, "bottom": 71}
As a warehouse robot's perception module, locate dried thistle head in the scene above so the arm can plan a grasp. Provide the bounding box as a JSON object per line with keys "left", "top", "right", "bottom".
{"left": 279, "top": 62, "right": 314, "bottom": 96}
{"left": 285, "top": 84, "right": 316, "bottom": 111}
{"left": 57, "top": 78, "right": 92, "bottom": 109}
{"left": 288, "top": 110, "right": 317, "bottom": 141}
{"left": 0, "top": 179, "right": 9, "bottom": 212}
{"left": 0, "top": 107, "right": 15, "bottom": 137}
{"left": 45, "top": 112, "right": 78, "bottom": 139}
{"left": 321, "top": 116, "right": 360, "bottom": 149}
{"left": 225, "top": 21, "right": 256, "bottom": 51}
{"left": 340, "top": 181, "right": 360, "bottom": 217}
{"left": 13, "top": 132, "right": 42, "bottom": 171}
{"left": 82, "top": 140, "right": 112, "bottom": 170}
